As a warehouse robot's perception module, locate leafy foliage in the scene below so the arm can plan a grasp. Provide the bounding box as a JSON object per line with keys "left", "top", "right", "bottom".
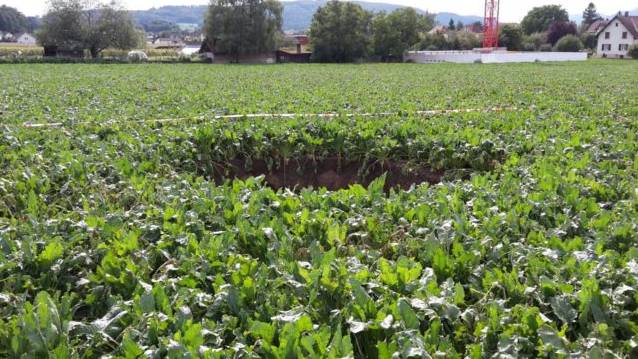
{"left": 521, "top": 5, "right": 569, "bottom": 35}
{"left": 417, "top": 31, "right": 481, "bottom": 52}
{"left": 37, "top": 0, "right": 140, "bottom": 58}
{"left": 547, "top": 21, "right": 578, "bottom": 46}
{"left": 499, "top": 24, "right": 523, "bottom": 51}
{"left": 1, "top": 62, "right": 638, "bottom": 357}
{"left": 581, "top": 2, "right": 603, "bottom": 28}
{"left": 371, "top": 8, "right": 434, "bottom": 61}
{"left": 555, "top": 35, "right": 584, "bottom": 52}
{"left": 309, "top": 0, "right": 372, "bottom": 63}
{"left": 0, "top": 5, "right": 29, "bottom": 33}
{"left": 203, "top": 0, "right": 283, "bottom": 62}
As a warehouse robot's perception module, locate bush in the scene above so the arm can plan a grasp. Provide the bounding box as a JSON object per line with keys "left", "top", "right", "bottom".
{"left": 629, "top": 45, "right": 638, "bottom": 59}
{"left": 539, "top": 44, "right": 553, "bottom": 52}
{"left": 554, "top": 35, "right": 583, "bottom": 52}
{"left": 499, "top": 24, "right": 523, "bottom": 50}
{"left": 547, "top": 21, "right": 577, "bottom": 45}
{"left": 522, "top": 33, "right": 545, "bottom": 51}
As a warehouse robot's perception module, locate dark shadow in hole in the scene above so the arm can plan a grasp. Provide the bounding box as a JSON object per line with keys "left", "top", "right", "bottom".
{"left": 209, "top": 156, "right": 451, "bottom": 191}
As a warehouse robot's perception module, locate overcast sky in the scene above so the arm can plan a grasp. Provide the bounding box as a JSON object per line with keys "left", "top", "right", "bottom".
{"left": 2, "top": 0, "right": 636, "bottom": 22}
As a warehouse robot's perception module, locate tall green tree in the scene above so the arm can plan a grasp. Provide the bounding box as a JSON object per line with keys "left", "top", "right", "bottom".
{"left": 204, "top": 0, "right": 283, "bottom": 62}
{"left": 0, "top": 5, "right": 29, "bottom": 33}
{"left": 309, "top": 0, "right": 372, "bottom": 63}
{"left": 521, "top": 5, "right": 569, "bottom": 35}
{"left": 582, "top": 3, "right": 602, "bottom": 28}
{"left": 38, "top": 0, "right": 140, "bottom": 58}
{"left": 84, "top": 3, "right": 140, "bottom": 58}
{"left": 38, "top": 0, "right": 85, "bottom": 51}
{"left": 499, "top": 24, "right": 523, "bottom": 50}
{"left": 448, "top": 18, "right": 456, "bottom": 31}
{"left": 372, "top": 8, "right": 434, "bottom": 61}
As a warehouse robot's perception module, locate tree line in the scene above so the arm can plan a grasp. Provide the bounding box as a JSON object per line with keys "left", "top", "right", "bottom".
{"left": 0, "top": 5, "right": 39, "bottom": 34}
{"left": 203, "top": 0, "right": 435, "bottom": 63}
{"left": 4, "top": 0, "right": 626, "bottom": 62}
{"left": 203, "top": 1, "right": 610, "bottom": 63}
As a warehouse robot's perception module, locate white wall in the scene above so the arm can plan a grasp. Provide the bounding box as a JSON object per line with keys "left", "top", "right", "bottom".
{"left": 17, "top": 34, "right": 37, "bottom": 45}
{"left": 404, "top": 51, "right": 588, "bottom": 64}
{"left": 597, "top": 19, "right": 637, "bottom": 58}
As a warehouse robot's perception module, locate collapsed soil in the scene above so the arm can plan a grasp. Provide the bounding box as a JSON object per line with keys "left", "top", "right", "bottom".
{"left": 211, "top": 157, "right": 445, "bottom": 191}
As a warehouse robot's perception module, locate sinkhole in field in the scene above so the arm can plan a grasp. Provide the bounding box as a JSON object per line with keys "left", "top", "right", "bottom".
{"left": 203, "top": 156, "right": 468, "bottom": 191}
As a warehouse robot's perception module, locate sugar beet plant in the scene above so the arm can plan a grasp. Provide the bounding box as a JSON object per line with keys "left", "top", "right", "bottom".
{"left": 1, "top": 62, "right": 638, "bottom": 358}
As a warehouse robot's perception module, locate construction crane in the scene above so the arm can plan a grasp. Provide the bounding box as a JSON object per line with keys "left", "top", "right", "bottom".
{"left": 482, "top": 0, "right": 500, "bottom": 48}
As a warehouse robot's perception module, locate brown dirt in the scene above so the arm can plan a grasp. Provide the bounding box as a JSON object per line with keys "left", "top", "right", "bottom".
{"left": 211, "top": 156, "right": 445, "bottom": 191}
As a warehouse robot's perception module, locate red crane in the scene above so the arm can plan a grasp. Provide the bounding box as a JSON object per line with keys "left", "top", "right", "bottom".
{"left": 482, "top": 0, "right": 500, "bottom": 48}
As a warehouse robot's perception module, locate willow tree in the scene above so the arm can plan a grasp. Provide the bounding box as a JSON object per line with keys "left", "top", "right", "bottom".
{"left": 372, "top": 8, "right": 435, "bottom": 61}
{"left": 204, "top": 0, "right": 283, "bottom": 62}
{"left": 309, "top": 0, "right": 372, "bottom": 63}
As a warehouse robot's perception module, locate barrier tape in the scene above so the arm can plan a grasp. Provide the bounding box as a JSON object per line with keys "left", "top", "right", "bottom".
{"left": 21, "top": 106, "right": 524, "bottom": 129}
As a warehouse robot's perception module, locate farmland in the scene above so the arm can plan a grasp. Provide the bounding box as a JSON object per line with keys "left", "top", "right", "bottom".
{"left": 1, "top": 61, "right": 638, "bottom": 357}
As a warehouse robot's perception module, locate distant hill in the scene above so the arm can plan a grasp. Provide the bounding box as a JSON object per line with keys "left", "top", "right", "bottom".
{"left": 282, "top": 0, "right": 434, "bottom": 31}
{"left": 435, "top": 12, "right": 483, "bottom": 27}
{"left": 131, "top": 2, "right": 483, "bottom": 33}
{"left": 130, "top": 6, "right": 207, "bottom": 31}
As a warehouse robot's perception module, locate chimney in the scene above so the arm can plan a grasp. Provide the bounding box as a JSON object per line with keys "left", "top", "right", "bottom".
{"left": 625, "top": 11, "right": 629, "bottom": 17}
{"left": 296, "top": 43, "right": 301, "bottom": 54}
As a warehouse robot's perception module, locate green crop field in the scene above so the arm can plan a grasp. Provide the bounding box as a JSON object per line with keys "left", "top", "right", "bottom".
{"left": 1, "top": 61, "right": 638, "bottom": 358}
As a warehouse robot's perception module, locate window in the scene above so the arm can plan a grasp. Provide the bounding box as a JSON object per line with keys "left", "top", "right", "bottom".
{"left": 602, "top": 44, "right": 612, "bottom": 51}
{"left": 622, "top": 32, "right": 628, "bottom": 39}
{"left": 605, "top": 32, "right": 610, "bottom": 39}
{"left": 619, "top": 44, "right": 629, "bottom": 51}
{"left": 616, "top": 22, "right": 619, "bottom": 27}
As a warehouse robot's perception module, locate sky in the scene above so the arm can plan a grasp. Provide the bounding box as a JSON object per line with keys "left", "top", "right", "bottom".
{"left": 2, "top": 0, "right": 636, "bottom": 22}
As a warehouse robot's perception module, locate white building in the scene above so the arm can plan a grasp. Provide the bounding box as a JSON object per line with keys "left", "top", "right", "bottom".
{"left": 0, "top": 32, "right": 14, "bottom": 42}
{"left": 597, "top": 12, "right": 638, "bottom": 58}
{"left": 16, "top": 33, "right": 37, "bottom": 45}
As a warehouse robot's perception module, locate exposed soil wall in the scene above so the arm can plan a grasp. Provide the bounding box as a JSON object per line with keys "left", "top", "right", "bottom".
{"left": 210, "top": 157, "right": 444, "bottom": 191}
